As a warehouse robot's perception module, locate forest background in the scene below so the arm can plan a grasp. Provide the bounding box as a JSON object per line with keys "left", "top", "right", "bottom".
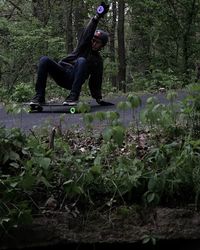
{"left": 2, "top": 1, "right": 200, "bottom": 244}
{"left": 1, "top": 0, "right": 200, "bottom": 101}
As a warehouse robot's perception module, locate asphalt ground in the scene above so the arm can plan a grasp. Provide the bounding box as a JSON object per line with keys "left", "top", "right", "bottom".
{"left": 0, "top": 90, "right": 187, "bottom": 133}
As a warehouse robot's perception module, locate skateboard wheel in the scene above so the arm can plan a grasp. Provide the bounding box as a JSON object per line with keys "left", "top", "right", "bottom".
{"left": 97, "top": 5, "right": 104, "bottom": 14}
{"left": 70, "top": 107, "right": 76, "bottom": 114}
{"left": 30, "top": 105, "right": 43, "bottom": 112}
{"left": 37, "top": 106, "right": 43, "bottom": 112}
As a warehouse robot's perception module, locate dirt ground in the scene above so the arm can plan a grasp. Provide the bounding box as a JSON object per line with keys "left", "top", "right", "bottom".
{"left": 2, "top": 206, "right": 200, "bottom": 249}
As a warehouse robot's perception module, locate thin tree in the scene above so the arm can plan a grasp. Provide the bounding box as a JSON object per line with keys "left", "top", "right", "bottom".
{"left": 117, "top": 0, "right": 126, "bottom": 92}
{"left": 109, "top": 1, "right": 117, "bottom": 87}
{"left": 32, "top": 0, "right": 51, "bottom": 25}
{"left": 63, "top": 0, "right": 73, "bottom": 53}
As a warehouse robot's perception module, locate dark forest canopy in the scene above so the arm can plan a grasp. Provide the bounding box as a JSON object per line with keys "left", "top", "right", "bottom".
{"left": 0, "top": 0, "right": 200, "bottom": 95}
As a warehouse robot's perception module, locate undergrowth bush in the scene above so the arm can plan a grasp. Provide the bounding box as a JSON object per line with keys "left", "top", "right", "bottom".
{"left": 1, "top": 88, "right": 200, "bottom": 233}
{"left": 132, "top": 69, "right": 183, "bottom": 91}
{"left": 10, "top": 82, "right": 34, "bottom": 102}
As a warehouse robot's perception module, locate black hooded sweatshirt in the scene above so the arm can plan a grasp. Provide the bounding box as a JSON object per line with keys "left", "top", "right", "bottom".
{"left": 60, "top": 17, "right": 103, "bottom": 100}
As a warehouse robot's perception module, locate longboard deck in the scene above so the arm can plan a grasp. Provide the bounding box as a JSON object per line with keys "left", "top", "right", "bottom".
{"left": 27, "top": 102, "right": 90, "bottom": 114}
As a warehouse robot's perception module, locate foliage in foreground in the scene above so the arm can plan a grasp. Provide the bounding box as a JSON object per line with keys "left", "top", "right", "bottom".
{"left": 1, "top": 84, "right": 200, "bottom": 235}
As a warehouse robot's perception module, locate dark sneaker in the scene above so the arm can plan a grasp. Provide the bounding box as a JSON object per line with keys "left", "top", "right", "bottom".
{"left": 63, "top": 93, "right": 78, "bottom": 106}
{"left": 30, "top": 95, "right": 45, "bottom": 105}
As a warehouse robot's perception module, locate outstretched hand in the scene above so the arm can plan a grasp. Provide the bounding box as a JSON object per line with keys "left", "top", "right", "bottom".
{"left": 96, "top": 2, "right": 109, "bottom": 18}
{"left": 96, "top": 99, "right": 114, "bottom": 106}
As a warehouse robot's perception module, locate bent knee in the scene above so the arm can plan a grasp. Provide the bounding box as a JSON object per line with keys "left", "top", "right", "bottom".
{"left": 39, "top": 56, "right": 50, "bottom": 64}
{"left": 77, "top": 57, "right": 87, "bottom": 64}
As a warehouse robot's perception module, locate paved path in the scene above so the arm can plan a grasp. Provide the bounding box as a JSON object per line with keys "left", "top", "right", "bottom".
{"left": 0, "top": 90, "right": 187, "bottom": 133}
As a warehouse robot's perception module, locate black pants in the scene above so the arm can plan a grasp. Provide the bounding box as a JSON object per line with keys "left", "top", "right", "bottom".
{"left": 35, "top": 56, "right": 87, "bottom": 98}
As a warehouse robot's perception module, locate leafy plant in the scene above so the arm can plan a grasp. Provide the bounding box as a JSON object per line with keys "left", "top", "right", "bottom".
{"left": 181, "top": 84, "right": 200, "bottom": 135}
{"left": 10, "top": 82, "right": 33, "bottom": 102}
{"left": 1, "top": 87, "right": 200, "bottom": 233}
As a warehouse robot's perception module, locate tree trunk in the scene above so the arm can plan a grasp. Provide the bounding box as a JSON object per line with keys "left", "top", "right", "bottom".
{"left": 63, "top": 0, "right": 73, "bottom": 53}
{"left": 32, "top": 0, "right": 50, "bottom": 25}
{"left": 74, "top": 1, "right": 86, "bottom": 41}
{"left": 182, "top": 0, "right": 197, "bottom": 80}
{"left": 109, "top": 1, "right": 117, "bottom": 87}
{"left": 117, "top": 0, "right": 126, "bottom": 92}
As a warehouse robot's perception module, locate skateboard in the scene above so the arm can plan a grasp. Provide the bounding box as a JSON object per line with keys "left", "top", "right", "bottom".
{"left": 28, "top": 102, "right": 90, "bottom": 114}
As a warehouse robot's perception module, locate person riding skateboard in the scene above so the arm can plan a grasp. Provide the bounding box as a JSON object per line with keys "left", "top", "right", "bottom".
{"left": 30, "top": 2, "right": 113, "bottom": 106}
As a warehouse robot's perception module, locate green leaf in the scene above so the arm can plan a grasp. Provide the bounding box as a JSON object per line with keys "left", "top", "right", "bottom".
{"left": 117, "top": 101, "right": 131, "bottom": 110}
{"left": 37, "top": 176, "right": 52, "bottom": 187}
{"left": 83, "top": 114, "right": 94, "bottom": 124}
{"left": 167, "top": 91, "right": 178, "bottom": 101}
{"left": 9, "top": 162, "right": 20, "bottom": 168}
{"left": 94, "top": 156, "right": 101, "bottom": 165}
{"left": 18, "top": 210, "right": 32, "bottom": 225}
{"left": 127, "top": 95, "right": 142, "bottom": 109}
{"left": 63, "top": 179, "right": 73, "bottom": 185}
{"left": 77, "top": 101, "right": 91, "bottom": 113}
{"left": 0, "top": 218, "right": 10, "bottom": 225}
{"left": 102, "top": 127, "right": 113, "bottom": 142}
{"left": 142, "top": 237, "right": 150, "bottom": 244}
{"left": 20, "top": 174, "right": 35, "bottom": 190}
{"left": 106, "top": 111, "right": 119, "bottom": 121}
{"left": 91, "top": 165, "right": 101, "bottom": 175}
{"left": 112, "top": 126, "right": 125, "bottom": 146}
{"left": 10, "top": 181, "right": 18, "bottom": 188}
{"left": 95, "top": 111, "right": 106, "bottom": 121}
{"left": 9, "top": 151, "right": 20, "bottom": 161}
{"left": 147, "top": 192, "right": 155, "bottom": 203}
{"left": 39, "top": 157, "right": 51, "bottom": 170}
{"left": 148, "top": 175, "right": 158, "bottom": 191}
